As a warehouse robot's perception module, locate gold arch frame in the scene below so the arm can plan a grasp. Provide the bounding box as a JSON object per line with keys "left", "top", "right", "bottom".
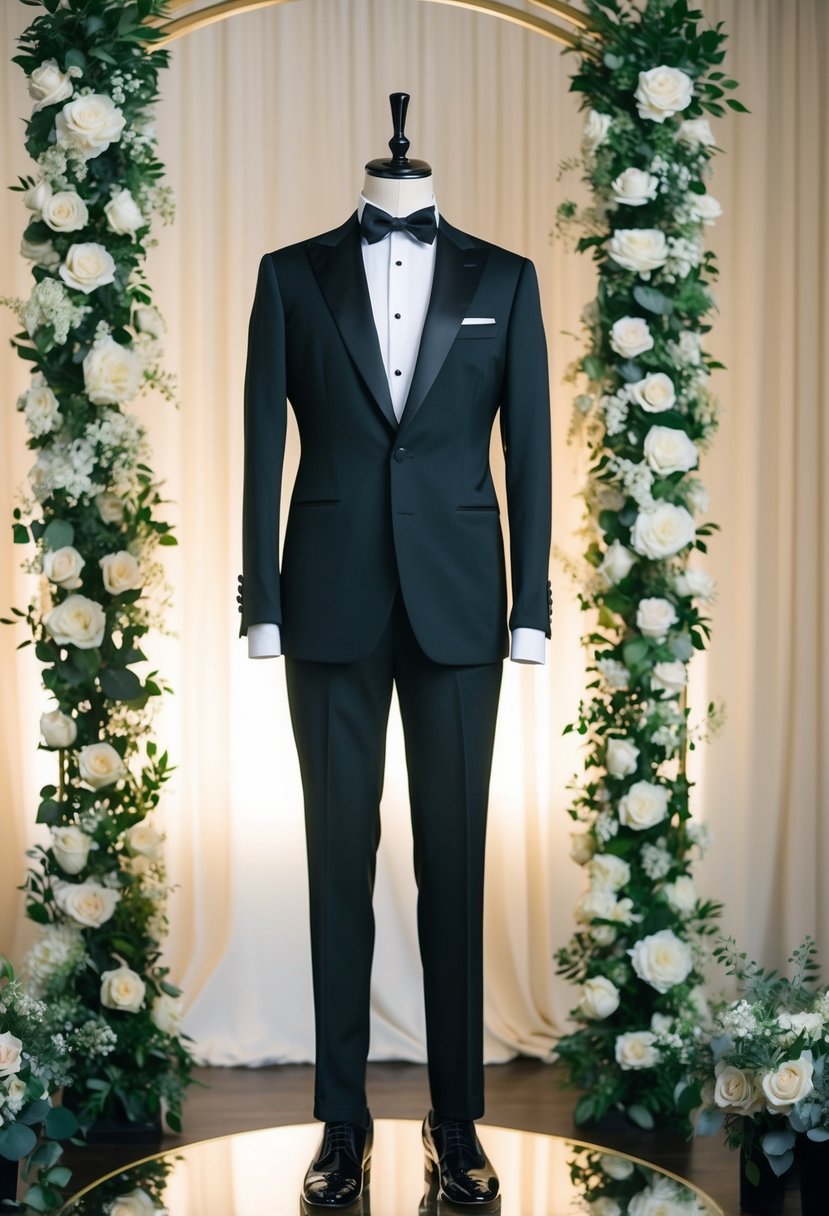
{"left": 143, "top": 0, "right": 597, "bottom": 50}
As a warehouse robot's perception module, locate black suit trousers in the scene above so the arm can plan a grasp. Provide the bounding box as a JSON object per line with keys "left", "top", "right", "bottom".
{"left": 284, "top": 584, "right": 503, "bottom": 1127}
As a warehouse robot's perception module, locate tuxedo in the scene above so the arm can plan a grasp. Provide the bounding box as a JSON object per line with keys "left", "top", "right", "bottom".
{"left": 237, "top": 205, "right": 552, "bottom": 1127}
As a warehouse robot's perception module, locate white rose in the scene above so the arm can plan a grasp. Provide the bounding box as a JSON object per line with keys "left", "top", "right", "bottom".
{"left": 629, "top": 929, "right": 693, "bottom": 993}
{"left": 673, "top": 567, "right": 716, "bottom": 602}
{"left": 677, "top": 117, "right": 716, "bottom": 147}
{"left": 582, "top": 109, "right": 611, "bottom": 152}
{"left": 58, "top": 242, "right": 116, "bottom": 294}
{"left": 589, "top": 1200, "right": 621, "bottom": 1216}
{"left": 40, "top": 708, "right": 77, "bottom": 749}
{"left": 0, "top": 1033, "right": 24, "bottom": 1078}
{"left": 53, "top": 880, "right": 120, "bottom": 928}
{"left": 42, "top": 190, "right": 89, "bottom": 233}
{"left": 134, "top": 306, "right": 165, "bottom": 338}
{"left": 151, "top": 993, "right": 183, "bottom": 1036}
{"left": 675, "top": 330, "right": 702, "bottom": 365}
{"left": 599, "top": 540, "right": 637, "bottom": 584}
{"left": 761, "top": 1056, "right": 814, "bottom": 1113}
{"left": 125, "top": 821, "right": 163, "bottom": 860}
{"left": 589, "top": 853, "right": 631, "bottom": 892}
{"left": 651, "top": 660, "right": 688, "bottom": 697}
{"left": 663, "top": 875, "right": 697, "bottom": 913}
{"left": 579, "top": 976, "right": 621, "bottom": 1020}
{"left": 601, "top": 1154, "right": 635, "bottom": 1180}
{"left": 20, "top": 236, "right": 61, "bottom": 269}
{"left": 100, "top": 551, "right": 143, "bottom": 595}
{"left": 5, "top": 1076, "right": 28, "bottom": 1113}
{"left": 570, "top": 832, "right": 596, "bottom": 866}
{"left": 618, "top": 781, "right": 670, "bottom": 831}
{"left": 688, "top": 192, "right": 722, "bottom": 226}
{"left": 28, "top": 58, "right": 81, "bottom": 113}
{"left": 96, "top": 491, "right": 126, "bottom": 524}
{"left": 576, "top": 889, "right": 618, "bottom": 924}
{"left": 636, "top": 597, "right": 678, "bottom": 641}
{"left": 606, "top": 737, "right": 640, "bottom": 778}
{"left": 22, "top": 383, "right": 61, "bottom": 436}
{"left": 590, "top": 925, "right": 618, "bottom": 947}
{"left": 779, "top": 1012, "right": 825, "bottom": 1043}
{"left": 611, "top": 168, "right": 660, "bottom": 207}
{"left": 610, "top": 316, "right": 654, "bottom": 359}
{"left": 685, "top": 479, "right": 710, "bottom": 514}
{"left": 43, "top": 544, "right": 85, "bottom": 590}
{"left": 631, "top": 503, "right": 696, "bottom": 559}
{"left": 83, "top": 336, "right": 143, "bottom": 404}
{"left": 78, "top": 741, "right": 125, "bottom": 790}
{"left": 55, "top": 93, "right": 126, "bottom": 160}
{"left": 45, "top": 593, "right": 106, "bottom": 649}
{"left": 635, "top": 66, "right": 694, "bottom": 123}
{"left": 24, "top": 178, "right": 52, "bottom": 214}
{"left": 101, "top": 965, "right": 146, "bottom": 1014}
{"left": 607, "top": 229, "right": 668, "bottom": 275}
{"left": 643, "top": 425, "right": 699, "bottom": 475}
{"left": 630, "top": 372, "right": 676, "bottom": 413}
{"left": 105, "top": 189, "right": 145, "bottom": 238}
{"left": 713, "top": 1062, "right": 764, "bottom": 1114}
{"left": 615, "top": 1030, "right": 659, "bottom": 1070}
{"left": 650, "top": 1012, "right": 673, "bottom": 1034}
{"left": 51, "top": 825, "right": 94, "bottom": 875}
{"left": 109, "top": 1190, "right": 158, "bottom": 1216}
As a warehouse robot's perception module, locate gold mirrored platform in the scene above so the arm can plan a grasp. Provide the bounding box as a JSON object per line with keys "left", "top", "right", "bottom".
{"left": 62, "top": 1119, "right": 724, "bottom": 1214}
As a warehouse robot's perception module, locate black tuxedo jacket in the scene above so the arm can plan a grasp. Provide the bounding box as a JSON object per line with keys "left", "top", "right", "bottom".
{"left": 237, "top": 211, "right": 552, "bottom": 665}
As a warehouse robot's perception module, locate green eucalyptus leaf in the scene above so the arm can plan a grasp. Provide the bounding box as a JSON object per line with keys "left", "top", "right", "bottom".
{"left": 100, "top": 667, "right": 143, "bottom": 701}
{"left": 43, "top": 520, "right": 74, "bottom": 551}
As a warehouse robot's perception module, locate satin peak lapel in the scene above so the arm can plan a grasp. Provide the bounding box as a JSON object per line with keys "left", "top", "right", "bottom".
{"left": 306, "top": 212, "right": 398, "bottom": 430}
{"left": 398, "top": 223, "right": 489, "bottom": 430}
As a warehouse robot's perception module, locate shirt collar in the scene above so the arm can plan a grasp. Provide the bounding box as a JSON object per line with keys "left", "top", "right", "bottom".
{"left": 357, "top": 191, "right": 439, "bottom": 226}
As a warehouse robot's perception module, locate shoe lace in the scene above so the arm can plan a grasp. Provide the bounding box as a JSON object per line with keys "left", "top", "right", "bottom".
{"left": 439, "top": 1119, "right": 478, "bottom": 1154}
{"left": 322, "top": 1122, "right": 360, "bottom": 1161}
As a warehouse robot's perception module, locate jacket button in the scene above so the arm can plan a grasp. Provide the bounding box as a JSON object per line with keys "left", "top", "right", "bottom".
{"left": 393, "top": 447, "right": 407, "bottom": 463}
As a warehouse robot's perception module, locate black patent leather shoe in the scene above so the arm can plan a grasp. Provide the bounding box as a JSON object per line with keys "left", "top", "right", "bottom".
{"left": 302, "top": 1118, "right": 373, "bottom": 1208}
{"left": 422, "top": 1111, "right": 499, "bottom": 1207}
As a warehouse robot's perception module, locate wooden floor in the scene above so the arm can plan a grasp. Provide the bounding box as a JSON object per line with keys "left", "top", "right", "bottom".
{"left": 62, "top": 1059, "right": 803, "bottom": 1214}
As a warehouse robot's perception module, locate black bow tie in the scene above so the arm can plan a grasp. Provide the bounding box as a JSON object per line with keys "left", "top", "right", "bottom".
{"left": 359, "top": 202, "right": 438, "bottom": 245}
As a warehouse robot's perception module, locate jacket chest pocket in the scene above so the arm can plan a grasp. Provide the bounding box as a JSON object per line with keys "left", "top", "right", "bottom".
{"left": 455, "top": 324, "right": 498, "bottom": 341}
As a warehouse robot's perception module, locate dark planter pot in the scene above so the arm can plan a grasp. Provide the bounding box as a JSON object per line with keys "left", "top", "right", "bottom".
{"left": 82, "top": 1115, "right": 163, "bottom": 1145}
{"left": 0, "top": 1156, "right": 18, "bottom": 1204}
{"left": 795, "top": 1133, "right": 829, "bottom": 1216}
{"left": 739, "top": 1144, "right": 789, "bottom": 1215}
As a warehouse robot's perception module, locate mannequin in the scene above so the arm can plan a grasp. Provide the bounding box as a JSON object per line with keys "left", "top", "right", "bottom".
{"left": 237, "top": 93, "right": 552, "bottom": 1208}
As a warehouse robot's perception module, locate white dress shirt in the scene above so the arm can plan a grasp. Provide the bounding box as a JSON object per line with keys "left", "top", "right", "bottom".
{"left": 247, "top": 194, "right": 546, "bottom": 664}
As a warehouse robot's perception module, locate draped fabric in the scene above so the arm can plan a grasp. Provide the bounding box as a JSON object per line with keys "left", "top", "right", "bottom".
{"left": 1, "top": 0, "right": 827, "bottom": 1066}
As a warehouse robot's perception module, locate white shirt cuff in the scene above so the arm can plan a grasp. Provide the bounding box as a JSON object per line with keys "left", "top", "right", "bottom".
{"left": 247, "top": 622, "right": 282, "bottom": 658}
{"left": 510, "top": 627, "right": 546, "bottom": 665}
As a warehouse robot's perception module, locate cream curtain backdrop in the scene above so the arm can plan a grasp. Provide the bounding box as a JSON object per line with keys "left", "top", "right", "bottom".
{"left": 1, "top": 0, "right": 827, "bottom": 1068}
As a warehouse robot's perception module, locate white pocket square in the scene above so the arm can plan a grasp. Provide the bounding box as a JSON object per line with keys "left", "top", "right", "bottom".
{"left": 461, "top": 316, "right": 496, "bottom": 325}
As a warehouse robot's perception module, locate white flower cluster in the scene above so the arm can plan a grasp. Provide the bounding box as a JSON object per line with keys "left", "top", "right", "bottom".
{"left": 605, "top": 456, "right": 655, "bottom": 509}
{"left": 25, "top": 922, "right": 86, "bottom": 998}
{"left": 641, "top": 839, "right": 673, "bottom": 880}
{"left": 663, "top": 234, "right": 703, "bottom": 281}
{"left": 21, "top": 277, "right": 92, "bottom": 345}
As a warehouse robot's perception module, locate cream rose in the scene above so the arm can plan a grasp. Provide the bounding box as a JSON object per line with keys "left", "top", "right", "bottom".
{"left": 101, "top": 966, "right": 146, "bottom": 1014}
{"left": 40, "top": 708, "right": 77, "bottom": 749}
{"left": 0, "top": 1033, "right": 24, "bottom": 1078}
{"left": 20, "top": 236, "right": 61, "bottom": 269}
{"left": 42, "top": 190, "right": 89, "bottom": 233}
{"left": 58, "top": 242, "right": 116, "bottom": 294}
{"left": 673, "top": 567, "right": 716, "bottom": 602}
{"left": 43, "top": 544, "right": 85, "bottom": 590}
{"left": 643, "top": 426, "right": 699, "bottom": 475}
{"left": 579, "top": 976, "right": 621, "bottom": 1020}
{"left": 582, "top": 109, "right": 611, "bottom": 152}
{"left": 609, "top": 316, "right": 654, "bottom": 359}
{"left": 606, "top": 736, "right": 640, "bottom": 778}
{"left": 618, "top": 781, "right": 670, "bottom": 831}
{"left": 601, "top": 1154, "right": 635, "bottom": 1181}
{"left": 607, "top": 229, "right": 668, "bottom": 275}
{"left": 105, "top": 189, "right": 145, "bottom": 238}
{"left": 45, "top": 593, "right": 106, "bottom": 649}
{"left": 629, "top": 929, "right": 693, "bottom": 993}
{"left": 630, "top": 503, "right": 696, "bottom": 559}
{"left": 651, "top": 660, "right": 688, "bottom": 697}
{"left": 635, "top": 66, "right": 694, "bottom": 123}
{"left": 713, "top": 1063, "right": 764, "bottom": 1114}
{"left": 100, "top": 551, "right": 143, "bottom": 596}
{"left": 688, "top": 193, "right": 722, "bottom": 226}
{"left": 51, "top": 825, "right": 94, "bottom": 875}
{"left": 83, "top": 336, "right": 143, "bottom": 404}
{"left": 53, "top": 880, "right": 120, "bottom": 928}
{"left": 151, "top": 993, "right": 183, "bottom": 1036}
{"left": 615, "top": 1030, "right": 659, "bottom": 1070}
{"left": 96, "top": 491, "right": 126, "bottom": 525}
{"left": 576, "top": 889, "right": 618, "bottom": 924}
{"left": 677, "top": 117, "right": 716, "bottom": 146}
{"left": 22, "top": 382, "right": 61, "bottom": 436}
{"left": 630, "top": 372, "right": 676, "bottom": 413}
{"left": 55, "top": 93, "right": 126, "bottom": 160}
{"left": 28, "top": 58, "right": 81, "bottom": 113}
{"left": 134, "top": 306, "right": 165, "bottom": 338}
{"left": 109, "top": 1189, "right": 158, "bottom": 1216}
{"left": 570, "top": 832, "right": 596, "bottom": 866}
{"left": 636, "top": 597, "right": 678, "bottom": 641}
{"left": 24, "top": 178, "right": 52, "bottom": 214}
{"left": 599, "top": 540, "right": 637, "bottom": 584}
{"left": 589, "top": 1200, "right": 622, "bottom": 1216}
{"left": 761, "top": 1056, "right": 814, "bottom": 1113}
{"left": 611, "top": 168, "right": 660, "bottom": 207}
{"left": 589, "top": 853, "right": 631, "bottom": 892}
{"left": 125, "top": 821, "right": 163, "bottom": 861}
{"left": 78, "top": 741, "right": 125, "bottom": 790}
{"left": 663, "top": 875, "right": 697, "bottom": 913}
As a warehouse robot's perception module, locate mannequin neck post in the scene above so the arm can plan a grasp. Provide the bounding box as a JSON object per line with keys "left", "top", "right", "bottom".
{"left": 360, "top": 172, "right": 435, "bottom": 217}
